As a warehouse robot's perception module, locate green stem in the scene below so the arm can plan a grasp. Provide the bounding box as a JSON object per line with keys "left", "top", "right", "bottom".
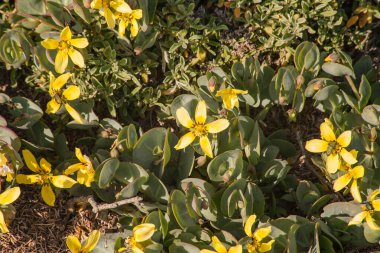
{"left": 345, "top": 75, "right": 360, "bottom": 100}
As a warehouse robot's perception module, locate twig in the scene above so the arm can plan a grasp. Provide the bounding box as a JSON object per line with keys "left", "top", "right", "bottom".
{"left": 67, "top": 195, "right": 143, "bottom": 214}
{"left": 296, "top": 130, "right": 345, "bottom": 201}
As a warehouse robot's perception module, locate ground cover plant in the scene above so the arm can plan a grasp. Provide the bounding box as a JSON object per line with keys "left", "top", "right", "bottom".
{"left": 0, "top": 0, "right": 380, "bottom": 252}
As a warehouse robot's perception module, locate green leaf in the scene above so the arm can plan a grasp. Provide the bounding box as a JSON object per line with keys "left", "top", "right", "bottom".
{"left": 10, "top": 96, "right": 43, "bottom": 129}
{"left": 358, "top": 75, "right": 371, "bottom": 111}
{"left": 16, "top": 0, "right": 47, "bottom": 15}
{"left": 322, "top": 62, "right": 354, "bottom": 77}
{"left": 170, "top": 190, "right": 199, "bottom": 230}
{"left": 207, "top": 149, "right": 243, "bottom": 182}
{"left": 98, "top": 158, "right": 120, "bottom": 188}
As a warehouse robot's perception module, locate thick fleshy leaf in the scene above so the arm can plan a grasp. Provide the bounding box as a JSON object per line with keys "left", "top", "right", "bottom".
{"left": 337, "top": 131, "right": 352, "bottom": 147}
{"left": 82, "top": 230, "right": 101, "bottom": 252}
{"left": 206, "top": 119, "right": 229, "bottom": 134}
{"left": 0, "top": 187, "right": 20, "bottom": 205}
{"left": 70, "top": 38, "right": 88, "bottom": 49}
{"left": 60, "top": 26, "right": 72, "bottom": 41}
{"left": 41, "top": 39, "right": 59, "bottom": 49}
{"left": 176, "top": 107, "right": 194, "bottom": 128}
{"left": 63, "top": 85, "right": 80, "bottom": 101}
{"left": 195, "top": 100, "right": 207, "bottom": 125}
{"left": 66, "top": 235, "right": 81, "bottom": 253}
{"left": 320, "top": 122, "right": 336, "bottom": 142}
{"left": 55, "top": 50, "right": 69, "bottom": 74}
{"left": 51, "top": 175, "right": 77, "bottom": 188}
{"left": 305, "top": 139, "right": 328, "bottom": 153}
{"left": 326, "top": 153, "right": 340, "bottom": 174}
{"left": 68, "top": 48, "right": 85, "bottom": 68}
{"left": 41, "top": 184, "right": 56, "bottom": 206}
{"left": 199, "top": 136, "right": 213, "bottom": 158}
{"left": 244, "top": 214, "right": 256, "bottom": 237}
{"left": 211, "top": 236, "right": 227, "bottom": 253}
{"left": 174, "top": 132, "right": 195, "bottom": 150}
{"left": 133, "top": 223, "right": 155, "bottom": 242}
{"left": 333, "top": 173, "right": 351, "bottom": 192}
{"left": 22, "top": 149, "right": 40, "bottom": 173}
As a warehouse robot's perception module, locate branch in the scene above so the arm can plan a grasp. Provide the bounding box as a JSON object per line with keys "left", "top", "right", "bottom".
{"left": 296, "top": 130, "right": 345, "bottom": 201}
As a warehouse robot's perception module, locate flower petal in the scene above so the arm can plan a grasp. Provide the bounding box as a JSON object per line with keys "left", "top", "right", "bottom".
{"left": 130, "top": 19, "right": 139, "bottom": 37}
{"left": 174, "top": 132, "right": 195, "bottom": 150}
{"left": 90, "top": 0, "right": 102, "bottom": 9}
{"left": 118, "top": 20, "right": 127, "bottom": 37}
{"left": 258, "top": 240, "right": 275, "bottom": 252}
{"left": 53, "top": 73, "right": 72, "bottom": 91}
{"left": 351, "top": 165, "right": 364, "bottom": 179}
{"left": 200, "top": 250, "right": 217, "bottom": 253}
{"left": 350, "top": 179, "right": 362, "bottom": 203}
{"left": 320, "top": 122, "right": 336, "bottom": 142}
{"left": 205, "top": 119, "right": 229, "bottom": 134}
{"left": 211, "top": 236, "right": 227, "bottom": 253}
{"left": 64, "top": 103, "right": 84, "bottom": 124}
{"left": 132, "top": 9, "right": 143, "bottom": 19}
{"left": 60, "top": 26, "right": 72, "bottom": 41}
{"left": 41, "top": 184, "right": 56, "bottom": 206}
{"left": 133, "top": 223, "right": 155, "bottom": 242}
{"left": 68, "top": 48, "right": 85, "bottom": 68}
{"left": 66, "top": 235, "right": 81, "bottom": 253}
{"left": 253, "top": 227, "right": 271, "bottom": 242}
{"left": 16, "top": 174, "right": 42, "bottom": 184}
{"left": 326, "top": 153, "right": 340, "bottom": 174}
{"left": 22, "top": 149, "right": 40, "bottom": 173}
{"left": 46, "top": 99, "right": 62, "bottom": 114}
{"left": 0, "top": 211, "right": 9, "bottom": 233}
{"left": 51, "top": 175, "right": 77, "bottom": 188}
{"left": 104, "top": 7, "right": 115, "bottom": 28}
{"left": 333, "top": 173, "right": 351, "bottom": 192}
{"left": 70, "top": 38, "right": 89, "bottom": 49}
{"left": 176, "top": 107, "right": 194, "bottom": 128}
{"left": 55, "top": 50, "right": 69, "bottom": 74}
{"left": 305, "top": 139, "right": 328, "bottom": 153}
{"left": 366, "top": 215, "right": 380, "bottom": 231}
{"left": 41, "top": 39, "right": 59, "bottom": 49}
{"left": 199, "top": 136, "right": 213, "bottom": 158}
{"left": 75, "top": 148, "right": 87, "bottom": 163}
{"left": 63, "top": 85, "right": 80, "bottom": 101}
{"left": 228, "top": 245, "right": 242, "bottom": 253}
{"left": 39, "top": 158, "right": 52, "bottom": 173}
{"left": 64, "top": 163, "right": 84, "bottom": 175}
{"left": 340, "top": 148, "right": 357, "bottom": 165}
{"left": 0, "top": 187, "right": 20, "bottom": 205}
{"left": 110, "top": 0, "right": 132, "bottom": 12}
{"left": 82, "top": 230, "right": 101, "bottom": 252}
{"left": 348, "top": 211, "right": 368, "bottom": 226}
{"left": 244, "top": 214, "right": 256, "bottom": 237}
{"left": 195, "top": 100, "right": 207, "bottom": 125}
{"left": 337, "top": 131, "right": 352, "bottom": 147}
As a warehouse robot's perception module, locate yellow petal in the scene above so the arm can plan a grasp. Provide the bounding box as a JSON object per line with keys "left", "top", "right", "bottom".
{"left": 333, "top": 173, "right": 351, "bottom": 192}
{"left": 60, "top": 26, "right": 72, "bottom": 41}
{"left": 64, "top": 163, "right": 84, "bottom": 175}
{"left": 41, "top": 184, "right": 56, "bottom": 206}
{"left": 75, "top": 148, "right": 87, "bottom": 163}
{"left": 231, "top": 89, "right": 248, "bottom": 95}
{"left": 68, "top": 48, "right": 85, "bottom": 68}
{"left": 55, "top": 50, "right": 69, "bottom": 74}
{"left": 205, "top": 119, "right": 229, "bottom": 134}
{"left": 195, "top": 100, "right": 207, "bottom": 125}
{"left": 349, "top": 149, "right": 358, "bottom": 159}
{"left": 0, "top": 211, "right": 9, "bottom": 233}
{"left": 174, "top": 132, "right": 195, "bottom": 150}
{"left": 0, "top": 187, "right": 21, "bottom": 205}
{"left": 211, "top": 236, "right": 227, "bottom": 253}
{"left": 320, "top": 122, "right": 336, "bottom": 142}
{"left": 258, "top": 240, "right": 274, "bottom": 252}
{"left": 370, "top": 190, "right": 380, "bottom": 210}
{"left": 16, "top": 174, "right": 42, "bottom": 184}
{"left": 244, "top": 214, "right": 257, "bottom": 237}
{"left": 366, "top": 215, "right": 380, "bottom": 230}
{"left": 41, "top": 39, "right": 59, "bottom": 49}
{"left": 305, "top": 139, "right": 328, "bottom": 153}
{"left": 228, "top": 245, "right": 242, "bottom": 253}
{"left": 66, "top": 235, "right": 81, "bottom": 253}
{"left": 104, "top": 7, "right": 115, "bottom": 28}
{"left": 70, "top": 38, "right": 89, "bottom": 49}
{"left": 339, "top": 148, "right": 357, "bottom": 165}
{"left": 199, "top": 136, "right": 213, "bottom": 158}
{"left": 221, "top": 95, "right": 235, "bottom": 110}
{"left": 46, "top": 99, "right": 62, "bottom": 114}
{"left": 253, "top": 227, "right": 271, "bottom": 242}
{"left": 53, "top": 72, "right": 72, "bottom": 91}
{"left": 326, "top": 153, "right": 340, "bottom": 174}
{"left": 337, "top": 131, "right": 352, "bottom": 147}
{"left": 132, "top": 9, "right": 143, "bottom": 19}
{"left": 346, "top": 15, "right": 359, "bottom": 28}
{"left": 82, "top": 230, "right": 101, "bottom": 252}
{"left": 39, "top": 158, "right": 52, "bottom": 173}
{"left": 118, "top": 20, "right": 127, "bottom": 37}
{"left": 350, "top": 179, "right": 362, "bottom": 203}
{"left": 63, "top": 85, "right": 80, "bottom": 101}
{"left": 130, "top": 19, "right": 139, "bottom": 37}
{"left": 110, "top": 0, "right": 132, "bottom": 12}
{"left": 90, "top": 0, "right": 102, "bottom": 9}
{"left": 64, "top": 103, "right": 84, "bottom": 124}
{"left": 348, "top": 211, "right": 368, "bottom": 226}
{"left": 51, "top": 175, "right": 77, "bottom": 188}
{"left": 351, "top": 165, "right": 364, "bottom": 179}
{"left": 22, "top": 149, "right": 40, "bottom": 173}
{"left": 200, "top": 250, "right": 217, "bottom": 253}
{"left": 133, "top": 223, "right": 156, "bottom": 242}
{"left": 132, "top": 246, "right": 144, "bottom": 253}
{"left": 176, "top": 107, "right": 195, "bottom": 128}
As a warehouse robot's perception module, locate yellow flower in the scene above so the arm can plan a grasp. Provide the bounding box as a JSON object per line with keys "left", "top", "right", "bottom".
{"left": 91, "top": 0, "right": 132, "bottom": 28}
{"left": 305, "top": 119, "right": 357, "bottom": 174}
{"left": 244, "top": 215, "right": 275, "bottom": 253}
{"left": 16, "top": 150, "right": 77, "bottom": 206}
{"left": 349, "top": 190, "right": 380, "bottom": 231}
{"left": 174, "top": 100, "right": 230, "bottom": 158}
{"left": 333, "top": 150, "right": 364, "bottom": 203}
{"left": 200, "top": 236, "right": 242, "bottom": 253}
{"left": 66, "top": 230, "right": 101, "bottom": 253}
{"left": 0, "top": 187, "right": 21, "bottom": 233}
{"left": 0, "top": 153, "right": 14, "bottom": 182}
{"left": 46, "top": 72, "right": 84, "bottom": 124}
{"left": 118, "top": 223, "right": 156, "bottom": 253}
{"left": 215, "top": 88, "right": 248, "bottom": 110}
{"left": 41, "top": 26, "right": 88, "bottom": 74}
{"left": 64, "top": 148, "right": 95, "bottom": 187}
{"left": 117, "top": 8, "right": 143, "bottom": 37}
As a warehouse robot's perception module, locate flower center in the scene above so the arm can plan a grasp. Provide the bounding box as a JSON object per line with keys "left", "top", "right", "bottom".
{"left": 0, "top": 164, "right": 12, "bottom": 176}
{"left": 58, "top": 40, "right": 70, "bottom": 50}
{"left": 192, "top": 124, "right": 207, "bottom": 137}
{"left": 102, "top": 0, "right": 111, "bottom": 8}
